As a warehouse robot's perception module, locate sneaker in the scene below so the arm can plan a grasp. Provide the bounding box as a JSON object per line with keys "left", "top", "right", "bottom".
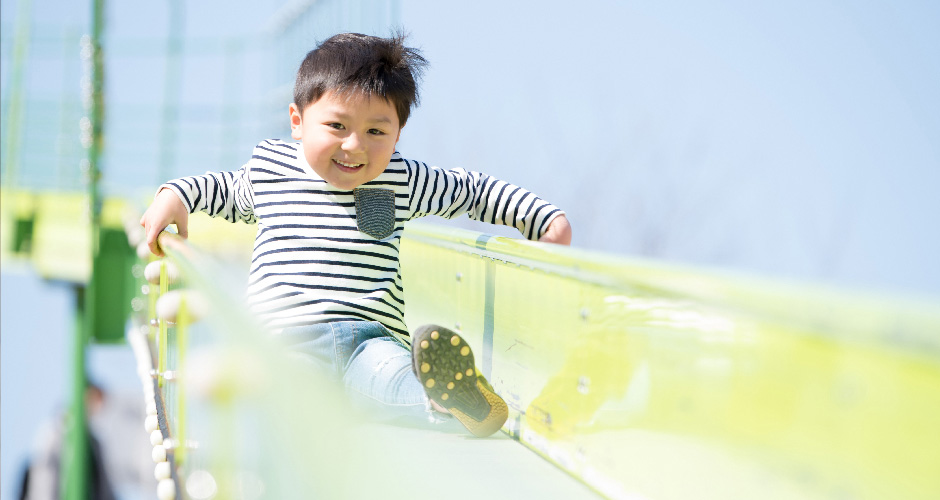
{"left": 411, "top": 325, "right": 508, "bottom": 437}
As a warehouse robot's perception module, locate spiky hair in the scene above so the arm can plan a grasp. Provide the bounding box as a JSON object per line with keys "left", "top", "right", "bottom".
{"left": 293, "top": 31, "right": 428, "bottom": 126}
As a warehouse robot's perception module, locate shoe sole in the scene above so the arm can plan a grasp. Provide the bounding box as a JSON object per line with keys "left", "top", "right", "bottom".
{"left": 412, "top": 325, "right": 508, "bottom": 437}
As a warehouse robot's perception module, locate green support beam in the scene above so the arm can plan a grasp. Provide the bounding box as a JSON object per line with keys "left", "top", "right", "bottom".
{"left": 64, "top": 0, "right": 105, "bottom": 498}
{"left": 1, "top": 0, "right": 31, "bottom": 190}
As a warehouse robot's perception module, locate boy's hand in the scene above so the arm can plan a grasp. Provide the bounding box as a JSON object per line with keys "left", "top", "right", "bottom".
{"left": 139, "top": 188, "right": 189, "bottom": 256}
{"left": 538, "top": 215, "right": 572, "bottom": 246}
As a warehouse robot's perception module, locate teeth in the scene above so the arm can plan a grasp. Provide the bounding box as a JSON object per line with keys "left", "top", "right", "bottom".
{"left": 334, "top": 159, "right": 363, "bottom": 168}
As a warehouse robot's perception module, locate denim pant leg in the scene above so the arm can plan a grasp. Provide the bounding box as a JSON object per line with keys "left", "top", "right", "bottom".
{"left": 342, "top": 334, "right": 431, "bottom": 423}
{"left": 279, "top": 322, "right": 345, "bottom": 379}
{"left": 279, "top": 321, "right": 449, "bottom": 428}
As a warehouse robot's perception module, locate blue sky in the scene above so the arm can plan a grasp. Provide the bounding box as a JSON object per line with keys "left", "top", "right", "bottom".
{"left": 2, "top": 0, "right": 938, "bottom": 292}
{"left": 3, "top": 0, "right": 937, "bottom": 292}
{"left": 397, "top": 1, "right": 940, "bottom": 295}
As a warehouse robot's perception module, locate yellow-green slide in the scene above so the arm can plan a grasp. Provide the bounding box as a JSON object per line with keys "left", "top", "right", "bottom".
{"left": 401, "top": 222, "right": 940, "bottom": 500}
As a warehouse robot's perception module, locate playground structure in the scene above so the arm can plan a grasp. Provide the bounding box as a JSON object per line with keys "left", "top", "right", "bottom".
{"left": 3, "top": 1, "right": 940, "bottom": 499}
{"left": 3, "top": 188, "right": 939, "bottom": 498}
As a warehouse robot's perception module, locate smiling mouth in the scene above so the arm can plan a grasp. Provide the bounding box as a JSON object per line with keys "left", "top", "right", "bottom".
{"left": 333, "top": 159, "right": 365, "bottom": 170}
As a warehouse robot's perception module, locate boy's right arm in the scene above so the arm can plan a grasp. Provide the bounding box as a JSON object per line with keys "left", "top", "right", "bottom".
{"left": 139, "top": 162, "right": 256, "bottom": 256}
{"left": 140, "top": 188, "right": 190, "bottom": 257}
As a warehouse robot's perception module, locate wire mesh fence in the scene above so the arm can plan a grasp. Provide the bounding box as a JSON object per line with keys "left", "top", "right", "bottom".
{"left": 1, "top": 0, "right": 401, "bottom": 198}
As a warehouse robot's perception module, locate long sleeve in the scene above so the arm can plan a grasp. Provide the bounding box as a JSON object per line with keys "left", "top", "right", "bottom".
{"left": 159, "top": 162, "right": 256, "bottom": 224}
{"left": 404, "top": 159, "right": 564, "bottom": 240}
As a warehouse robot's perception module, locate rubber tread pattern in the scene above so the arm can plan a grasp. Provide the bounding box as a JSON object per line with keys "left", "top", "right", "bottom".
{"left": 412, "top": 324, "right": 508, "bottom": 437}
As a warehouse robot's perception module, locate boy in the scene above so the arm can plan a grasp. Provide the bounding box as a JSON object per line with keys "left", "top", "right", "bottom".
{"left": 140, "top": 32, "right": 571, "bottom": 437}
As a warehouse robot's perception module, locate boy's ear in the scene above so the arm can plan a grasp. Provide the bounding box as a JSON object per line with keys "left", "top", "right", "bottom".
{"left": 289, "top": 103, "right": 303, "bottom": 140}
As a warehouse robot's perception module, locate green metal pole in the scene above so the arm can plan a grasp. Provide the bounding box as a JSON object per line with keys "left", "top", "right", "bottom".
{"left": 1, "top": 0, "right": 32, "bottom": 190}
{"left": 158, "top": 261, "right": 168, "bottom": 387}
{"left": 177, "top": 298, "right": 189, "bottom": 465}
{"left": 64, "top": 0, "right": 105, "bottom": 498}
{"left": 219, "top": 39, "right": 243, "bottom": 170}
{"left": 64, "top": 287, "right": 89, "bottom": 500}
{"left": 57, "top": 28, "right": 80, "bottom": 190}
{"left": 157, "top": 0, "right": 183, "bottom": 184}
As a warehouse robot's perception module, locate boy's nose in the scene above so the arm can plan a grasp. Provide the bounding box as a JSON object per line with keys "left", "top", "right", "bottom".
{"left": 341, "top": 132, "right": 364, "bottom": 152}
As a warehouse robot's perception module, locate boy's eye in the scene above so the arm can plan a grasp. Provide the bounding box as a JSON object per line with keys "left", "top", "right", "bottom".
{"left": 327, "top": 123, "right": 345, "bottom": 130}
{"left": 368, "top": 128, "right": 386, "bottom": 135}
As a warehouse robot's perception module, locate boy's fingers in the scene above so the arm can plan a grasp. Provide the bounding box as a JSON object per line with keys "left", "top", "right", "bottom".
{"left": 147, "top": 229, "right": 164, "bottom": 257}
{"left": 154, "top": 225, "right": 165, "bottom": 255}
{"left": 176, "top": 218, "right": 188, "bottom": 239}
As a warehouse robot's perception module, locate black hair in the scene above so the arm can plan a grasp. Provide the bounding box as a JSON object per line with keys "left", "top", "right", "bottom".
{"left": 293, "top": 32, "right": 428, "bottom": 127}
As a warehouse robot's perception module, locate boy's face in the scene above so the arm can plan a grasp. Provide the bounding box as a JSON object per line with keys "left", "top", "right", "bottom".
{"left": 289, "top": 91, "right": 401, "bottom": 190}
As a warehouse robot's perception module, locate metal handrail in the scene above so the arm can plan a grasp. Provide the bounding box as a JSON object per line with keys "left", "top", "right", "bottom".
{"left": 131, "top": 230, "right": 384, "bottom": 499}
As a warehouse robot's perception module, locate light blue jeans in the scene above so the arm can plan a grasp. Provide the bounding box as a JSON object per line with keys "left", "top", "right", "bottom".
{"left": 279, "top": 321, "right": 459, "bottom": 430}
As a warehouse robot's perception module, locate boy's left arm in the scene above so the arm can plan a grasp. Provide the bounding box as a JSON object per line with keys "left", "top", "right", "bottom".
{"left": 405, "top": 160, "right": 572, "bottom": 245}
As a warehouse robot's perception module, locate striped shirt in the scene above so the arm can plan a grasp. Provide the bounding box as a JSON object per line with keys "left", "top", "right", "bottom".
{"left": 162, "top": 139, "right": 564, "bottom": 338}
